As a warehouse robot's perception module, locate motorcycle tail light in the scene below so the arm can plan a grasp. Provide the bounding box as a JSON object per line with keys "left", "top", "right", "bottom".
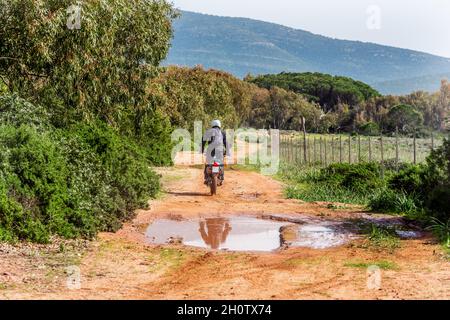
{"left": 213, "top": 162, "right": 219, "bottom": 167}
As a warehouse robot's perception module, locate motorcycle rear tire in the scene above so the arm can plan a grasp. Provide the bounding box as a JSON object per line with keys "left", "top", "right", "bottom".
{"left": 210, "top": 175, "right": 217, "bottom": 196}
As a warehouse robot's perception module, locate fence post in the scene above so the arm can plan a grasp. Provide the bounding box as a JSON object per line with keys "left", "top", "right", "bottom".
{"left": 324, "top": 137, "right": 328, "bottom": 165}
{"left": 313, "top": 137, "right": 317, "bottom": 163}
{"left": 339, "top": 135, "right": 343, "bottom": 163}
{"left": 358, "top": 134, "right": 361, "bottom": 163}
{"left": 308, "top": 136, "right": 311, "bottom": 165}
{"left": 331, "top": 135, "right": 335, "bottom": 163}
{"left": 380, "top": 134, "right": 385, "bottom": 179}
{"left": 395, "top": 127, "right": 399, "bottom": 170}
{"left": 431, "top": 131, "right": 434, "bottom": 151}
{"left": 301, "top": 117, "right": 307, "bottom": 164}
{"left": 348, "top": 135, "right": 351, "bottom": 164}
{"left": 319, "top": 137, "right": 323, "bottom": 164}
{"left": 413, "top": 130, "right": 417, "bottom": 164}
{"left": 368, "top": 136, "right": 372, "bottom": 162}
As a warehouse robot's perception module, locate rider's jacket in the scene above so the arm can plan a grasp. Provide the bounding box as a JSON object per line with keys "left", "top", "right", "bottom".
{"left": 202, "top": 126, "right": 227, "bottom": 158}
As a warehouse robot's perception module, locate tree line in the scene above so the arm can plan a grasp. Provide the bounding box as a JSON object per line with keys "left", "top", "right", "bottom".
{"left": 0, "top": 1, "right": 448, "bottom": 242}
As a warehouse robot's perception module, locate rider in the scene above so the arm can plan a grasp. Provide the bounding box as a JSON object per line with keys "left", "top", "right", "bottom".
{"left": 201, "top": 119, "right": 227, "bottom": 184}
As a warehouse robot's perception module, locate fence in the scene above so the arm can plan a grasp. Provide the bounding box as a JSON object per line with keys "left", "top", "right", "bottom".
{"left": 280, "top": 131, "right": 443, "bottom": 168}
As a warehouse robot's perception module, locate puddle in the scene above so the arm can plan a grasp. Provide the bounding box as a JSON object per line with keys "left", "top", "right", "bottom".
{"left": 395, "top": 230, "right": 423, "bottom": 239}
{"left": 291, "top": 225, "right": 350, "bottom": 249}
{"left": 145, "top": 215, "right": 354, "bottom": 252}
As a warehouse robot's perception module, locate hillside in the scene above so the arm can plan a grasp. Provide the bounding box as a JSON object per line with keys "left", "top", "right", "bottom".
{"left": 165, "top": 11, "right": 450, "bottom": 94}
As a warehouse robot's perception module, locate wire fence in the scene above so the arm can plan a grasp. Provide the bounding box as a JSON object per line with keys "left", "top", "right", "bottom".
{"left": 280, "top": 131, "right": 443, "bottom": 168}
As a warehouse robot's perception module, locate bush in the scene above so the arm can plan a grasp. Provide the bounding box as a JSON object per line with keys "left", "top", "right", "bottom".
{"left": 56, "top": 122, "right": 161, "bottom": 232}
{"left": 388, "top": 164, "right": 424, "bottom": 195}
{"left": 0, "top": 93, "right": 51, "bottom": 129}
{"left": 0, "top": 125, "right": 84, "bottom": 242}
{"left": 421, "top": 138, "right": 450, "bottom": 221}
{"left": 318, "top": 162, "right": 383, "bottom": 194}
{"left": 368, "top": 188, "right": 418, "bottom": 215}
{"left": 0, "top": 122, "right": 160, "bottom": 243}
{"left": 358, "top": 121, "right": 380, "bottom": 136}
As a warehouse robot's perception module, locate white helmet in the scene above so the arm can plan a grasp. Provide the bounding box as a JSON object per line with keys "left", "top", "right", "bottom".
{"left": 211, "top": 119, "right": 221, "bottom": 128}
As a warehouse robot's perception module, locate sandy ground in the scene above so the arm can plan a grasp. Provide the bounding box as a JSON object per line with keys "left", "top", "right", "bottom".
{"left": 0, "top": 164, "right": 449, "bottom": 300}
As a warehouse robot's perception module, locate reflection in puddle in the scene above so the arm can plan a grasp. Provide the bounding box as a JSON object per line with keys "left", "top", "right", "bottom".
{"left": 145, "top": 216, "right": 354, "bottom": 252}
{"left": 146, "top": 217, "right": 288, "bottom": 252}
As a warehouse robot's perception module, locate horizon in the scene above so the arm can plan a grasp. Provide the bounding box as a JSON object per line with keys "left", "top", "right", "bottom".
{"left": 172, "top": 0, "right": 450, "bottom": 59}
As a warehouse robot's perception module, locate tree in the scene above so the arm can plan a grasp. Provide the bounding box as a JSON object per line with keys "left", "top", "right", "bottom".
{"left": 387, "top": 104, "right": 423, "bottom": 134}
{"left": 0, "top": 0, "right": 178, "bottom": 129}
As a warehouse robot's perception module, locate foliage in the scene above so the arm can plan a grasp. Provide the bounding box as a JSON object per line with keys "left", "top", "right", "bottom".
{"left": 364, "top": 223, "right": 401, "bottom": 251}
{"left": 426, "top": 217, "right": 450, "bottom": 248}
{"left": 368, "top": 188, "right": 419, "bottom": 215}
{"left": 344, "top": 260, "right": 398, "bottom": 270}
{"left": 317, "top": 163, "right": 383, "bottom": 194}
{"left": 388, "top": 164, "right": 424, "bottom": 195}
{"left": 0, "top": 0, "right": 178, "bottom": 128}
{"left": 0, "top": 122, "right": 160, "bottom": 243}
{"left": 386, "top": 104, "right": 424, "bottom": 134}
{"left": 0, "top": 93, "right": 51, "bottom": 129}
{"left": 281, "top": 164, "right": 378, "bottom": 205}
{"left": 249, "top": 72, "right": 380, "bottom": 111}
{"left": 358, "top": 121, "right": 380, "bottom": 136}
{"left": 149, "top": 66, "right": 252, "bottom": 130}
{"left": 420, "top": 138, "right": 450, "bottom": 221}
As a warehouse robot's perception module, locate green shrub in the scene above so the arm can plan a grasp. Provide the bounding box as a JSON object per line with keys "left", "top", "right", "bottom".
{"left": 426, "top": 217, "right": 450, "bottom": 247}
{"left": 318, "top": 162, "right": 383, "bottom": 194}
{"left": 358, "top": 121, "right": 380, "bottom": 136}
{"left": 368, "top": 188, "right": 418, "bottom": 215}
{"left": 0, "top": 93, "right": 51, "bottom": 129}
{"left": 0, "top": 125, "right": 84, "bottom": 242}
{"left": 0, "top": 123, "right": 161, "bottom": 243}
{"left": 388, "top": 164, "right": 424, "bottom": 195}
{"left": 420, "top": 138, "right": 450, "bottom": 221}
{"left": 57, "top": 122, "right": 161, "bottom": 231}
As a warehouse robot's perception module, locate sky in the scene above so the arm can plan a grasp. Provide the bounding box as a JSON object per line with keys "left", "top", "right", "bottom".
{"left": 171, "top": 0, "right": 450, "bottom": 58}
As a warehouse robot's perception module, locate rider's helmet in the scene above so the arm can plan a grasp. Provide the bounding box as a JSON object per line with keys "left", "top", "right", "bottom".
{"left": 211, "top": 119, "right": 221, "bottom": 128}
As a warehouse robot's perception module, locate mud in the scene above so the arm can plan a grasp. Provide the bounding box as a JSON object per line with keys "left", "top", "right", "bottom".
{"left": 1, "top": 163, "right": 448, "bottom": 300}
{"left": 146, "top": 215, "right": 356, "bottom": 252}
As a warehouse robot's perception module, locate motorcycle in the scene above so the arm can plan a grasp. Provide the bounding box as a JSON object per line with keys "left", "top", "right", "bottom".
{"left": 205, "top": 158, "right": 225, "bottom": 196}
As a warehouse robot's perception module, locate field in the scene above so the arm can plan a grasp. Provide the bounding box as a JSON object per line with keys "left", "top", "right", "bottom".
{"left": 280, "top": 132, "right": 444, "bottom": 166}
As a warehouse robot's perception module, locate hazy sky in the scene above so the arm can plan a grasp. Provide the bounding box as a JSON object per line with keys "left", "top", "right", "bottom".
{"left": 171, "top": 0, "right": 450, "bottom": 58}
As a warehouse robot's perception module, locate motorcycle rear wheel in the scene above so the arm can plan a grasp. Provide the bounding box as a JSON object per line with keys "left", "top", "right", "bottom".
{"left": 210, "top": 175, "right": 217, "bottom": 196}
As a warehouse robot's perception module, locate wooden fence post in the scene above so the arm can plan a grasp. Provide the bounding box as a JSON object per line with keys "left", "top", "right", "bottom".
{"left": 395, "top": 127, "right": 399, "bottom": 170}
{"left": 319, "top": 137, "right": 323, "bottom": 164}
{"left": 348, "top": 135, "right": 351, "bottom": 164}
{"left": 413, "top": 130, "right": 417, "bottom": 164}
{"left": 368, "top": 137, "right": 372, "bottom": 162}
{"left": 324, "top": 137, "right": 328, "bottom": 165}
{"left": 358, "top": 134, "right": 361, "bottom": 163}
{"left": 339, "top": 135, "right": 343, "bottom": 163}
{"left": 331, "top": 136, "right": 335, "bottom": 163}
{"left": 431, "top": 131, "right": 434, "bottom": 151}
{"left": 380, "top": 134, "right": 385, "bottom": 179}
{"left": 313, "top": 137, "right": 317, "bottom": 163}
{"left": 301, "top": 117, "right": 307, "bottom": 164}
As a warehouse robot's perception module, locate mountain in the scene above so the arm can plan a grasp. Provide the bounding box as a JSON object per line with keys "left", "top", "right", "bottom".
{"left": 164, "top": 11, "right": 450, "bottom": 95}
{"left": 372, "top": 72, "right": 450, "bottom": 95}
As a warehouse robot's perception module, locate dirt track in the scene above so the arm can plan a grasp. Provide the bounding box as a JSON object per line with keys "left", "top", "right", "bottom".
{"left": 1, "top": 165, "right": 449, "bottom": 300}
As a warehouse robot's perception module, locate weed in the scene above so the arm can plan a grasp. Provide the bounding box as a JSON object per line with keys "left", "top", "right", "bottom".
{"left": 344, "top": 260, "right": 399, "bottom": 270}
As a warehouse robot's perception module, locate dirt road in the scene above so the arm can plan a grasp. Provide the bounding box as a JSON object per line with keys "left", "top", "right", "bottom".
{"left": 1, "top": 165, "right": 449, "bottom": 300}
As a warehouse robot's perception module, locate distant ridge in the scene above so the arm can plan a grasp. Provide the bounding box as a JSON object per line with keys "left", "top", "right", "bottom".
{"left": 165, "top": 11, "right": 450, "bottom": 94}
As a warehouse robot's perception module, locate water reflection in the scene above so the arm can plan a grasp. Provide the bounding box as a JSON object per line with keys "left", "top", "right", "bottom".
{"left": 199, "top": 218, "right": 232, "bottom": 249}
{"left": 145, "top": 215, "right": 354, "bottom": 252}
